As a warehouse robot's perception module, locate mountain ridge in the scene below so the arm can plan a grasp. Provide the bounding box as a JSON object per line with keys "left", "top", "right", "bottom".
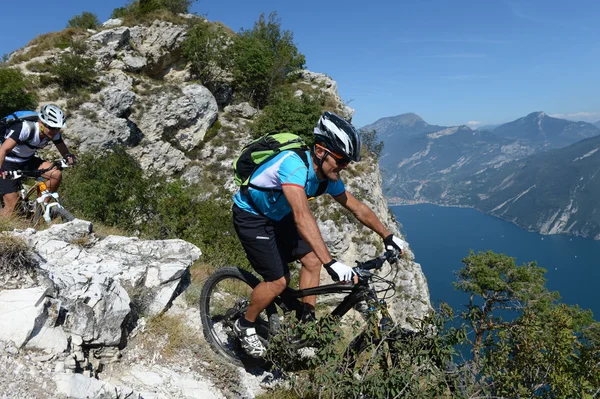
{"left": 376, "top": 111, "right": 600, "bottom": 239}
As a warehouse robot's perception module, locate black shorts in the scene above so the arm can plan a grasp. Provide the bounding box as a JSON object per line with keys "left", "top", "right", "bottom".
{"left": 0, "top": 157, "right": 44, "bottom": 195}
{"left": 233, "top": 204, "right": 312, "bottom": 282}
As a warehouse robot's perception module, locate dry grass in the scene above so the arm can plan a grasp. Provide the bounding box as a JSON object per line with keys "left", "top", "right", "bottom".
{"left": 91, "top": 222, "right": 132, "bottom": 239}
{"left": 184, "top": 261, "right": 215, "bottom": 306}
{"left": 0, "top": 234, "right": 37, "bottom": 284}
{"left": 9, "top": 28, "right": 88, "bottom": 64}
{"left": 142, "top": 314, "right": 200, "bottom": 358}
{"left": 0, "top": 214, "right": 31, "bottom": 232}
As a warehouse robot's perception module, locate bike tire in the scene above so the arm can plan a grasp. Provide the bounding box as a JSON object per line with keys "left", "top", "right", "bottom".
{"left": 199, "top": 266, "right": 280, "bottom": 367}
{"left": 50, "top": 206, "right": 75, "bottom": 223}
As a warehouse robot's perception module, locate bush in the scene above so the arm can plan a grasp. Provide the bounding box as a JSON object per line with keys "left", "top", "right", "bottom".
{"left": 182, "top": 20, "right": 233, "bottom": 91}
{"left": 61, "top": 148, "right": 249, "bottom": 269}
{"left": 61, "top": 148, "right": 152, "bottom": 230}
{"left": 111, "top": 0, "right": 196, "bottom": 23}
{"left": 53, "top": 53, "right": 97, "bottom": 92}
{"left": 232, "top": 12, "right": 305, "bottom": 108}
{"left": 359, "top": 128, "right": 384, "bottom": 160}
{"left": 146, "top": 180, "right": 249, "bottom": 268}
{"left": 250, "top": 89, "right": 323, "bottom": 142}
{"left": 67, "top": 12, "right": 100, "bottom": 30}
{"left": 0, "top": 67, "right": 37, "bottom": 115}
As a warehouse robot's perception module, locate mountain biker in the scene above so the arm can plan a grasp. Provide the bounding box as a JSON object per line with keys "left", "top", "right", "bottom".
{"left": 0, "top": 104, "right": 75, "bottom": 217}
{"left": 231, "top": 111, "right": 407, "bottom": 357}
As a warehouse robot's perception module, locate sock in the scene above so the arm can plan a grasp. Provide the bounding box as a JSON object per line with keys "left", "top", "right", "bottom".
{"left": 239, "top": 317, "right": 255, "bottom": 328}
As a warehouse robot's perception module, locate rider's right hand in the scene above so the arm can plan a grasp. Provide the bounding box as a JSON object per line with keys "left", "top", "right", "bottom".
{"left": 324, "top": 259, "right": 356, "bottom": 282}
{"left": 0, "top": 171, "right": 7, "bottom": 180}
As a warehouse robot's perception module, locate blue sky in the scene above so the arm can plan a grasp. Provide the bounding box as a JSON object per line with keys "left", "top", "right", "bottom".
{"left": 1, "top": 0, "right": 599, "bottom": 128}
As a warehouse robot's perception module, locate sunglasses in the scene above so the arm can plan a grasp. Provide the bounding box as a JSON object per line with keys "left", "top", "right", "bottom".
{"left": 317, "top": 144, "right": 350, "bottom": 168}
{"left": 43, "top": 123, "right": 61, "bottom": 133}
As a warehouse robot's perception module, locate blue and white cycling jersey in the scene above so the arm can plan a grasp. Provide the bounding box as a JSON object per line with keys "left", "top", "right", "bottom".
{"left": 233, "top": 150, "right": 345, "bottom": 220}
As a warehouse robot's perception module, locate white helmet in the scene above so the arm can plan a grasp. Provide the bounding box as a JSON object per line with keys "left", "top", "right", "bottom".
{"left": 39, "top": 104, "right": 66, "bottom": 129}
{"left": 314, "top": 112, "right": 362, "bottom": 162}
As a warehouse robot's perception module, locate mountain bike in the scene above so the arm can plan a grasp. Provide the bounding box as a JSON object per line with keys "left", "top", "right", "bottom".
{"left": 199, "top": 250, "right": 403, "bottom": 370}
{"left": 1, "top": 159, "right": 75, "bottom": 225}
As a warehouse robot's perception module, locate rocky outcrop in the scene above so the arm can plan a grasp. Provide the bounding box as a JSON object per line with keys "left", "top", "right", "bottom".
{"left": 1, "top": 220, "right": 200, "bottom": 359}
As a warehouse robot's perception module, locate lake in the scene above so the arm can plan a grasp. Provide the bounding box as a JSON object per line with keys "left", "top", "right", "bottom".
{"left": 392, "top": 204, "right": 600, "bottom": 318}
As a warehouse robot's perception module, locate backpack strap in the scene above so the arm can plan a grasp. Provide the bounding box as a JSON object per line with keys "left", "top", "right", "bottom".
{"left": 297, "top": 150, "right": 329, "bottom": 200}
{"left": 22, "top": 121, "right": 39, "bottom": 149}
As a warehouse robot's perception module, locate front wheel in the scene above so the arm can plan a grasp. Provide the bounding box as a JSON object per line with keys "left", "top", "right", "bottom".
{"left": 50, "top": 206, "right": 75, "bottom": 223}
{"left": 199, "top": 266, "right": 280, "bottom": 367}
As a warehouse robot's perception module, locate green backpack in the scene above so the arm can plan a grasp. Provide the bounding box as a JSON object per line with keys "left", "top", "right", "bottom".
{"left": 233, "top": 131, "right": 328, "bottom": 201}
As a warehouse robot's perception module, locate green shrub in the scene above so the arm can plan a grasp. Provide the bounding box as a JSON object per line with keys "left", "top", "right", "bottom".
{"left": 111, "top": 0, "right": 196, "bottom": 24}
{"left": 61, "top": 147, "right": 248, "bottom": 269}
{"left": 61, "top": 147, "right": 152, "bottom": 230}
{"left": 53, "top": 53, "right": 97, "bottom": 92}
{"left": 25, "top": 59, "right": 54, "bottom": 73}
{"left": 67, "top": 12, "right": 100, "bottom": 30}
{"left": 0, "top": 67, "right": 37, "bottom": 115}
{"left": 182, "top": 20, "right": 233, "bottom": 91}
{"left": 111, "top": 7, "right": 128, "bottom": 19}
{"left": 250, "top": 89, "right": 323, "bottom": 141}
{"left": 359, "top": 128, "right": 384, "bottom": 160}
{"left": 146, "top": 180, "right": 249, "bottom": 268}
{"left": 232, "top": 12, "right": 305, "bottom": 108}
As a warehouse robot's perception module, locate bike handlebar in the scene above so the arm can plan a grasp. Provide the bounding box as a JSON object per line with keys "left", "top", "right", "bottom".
{"left": 2, "top": 159, "right": 70, "bottom": 180}
{"left": 353, "top": 249, "right": 399, "bottom": 273}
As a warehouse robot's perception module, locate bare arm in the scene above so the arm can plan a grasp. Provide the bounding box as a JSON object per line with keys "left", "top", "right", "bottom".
{"left": 0, "top": 138, "right": 18, "bottom": 170}
{"left": 282, "top": 185, "right": 333, "bottom": 264}
{"left": 53, "top": 141, "right": 71, "bottom": 158}
{"left": 333, "top": 190, "right": 392, "bottom": 239}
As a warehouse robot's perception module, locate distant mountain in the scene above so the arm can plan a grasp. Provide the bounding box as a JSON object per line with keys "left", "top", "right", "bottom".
{"left": 455, "top": 134, "right": 600, "bottom": 239}
{"left": 360, "top": 113, "right": 446, "bottom": 170}
{"left": 477, "top": 124, "right": 501, "bottom": 131}
{"left": 493, "top": 111, "right": 600, "bottom": 148}
{"left": 376, "top": 111, "right": 600, "bottom": 239}
{"left": 595, "top": 120, "right": 600, "bottom": 128}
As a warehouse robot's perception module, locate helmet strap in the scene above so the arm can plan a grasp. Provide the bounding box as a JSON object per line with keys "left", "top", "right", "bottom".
{"left": 314, "top": 145, "right": 329, "bottom": 179}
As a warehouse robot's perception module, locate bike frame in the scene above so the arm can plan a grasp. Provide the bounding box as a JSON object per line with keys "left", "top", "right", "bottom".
{"left": 11, "top": 160, "right": 69, "bottom": 223}
{"left": 273, "top": 276, "right": 384, "bottom": 320}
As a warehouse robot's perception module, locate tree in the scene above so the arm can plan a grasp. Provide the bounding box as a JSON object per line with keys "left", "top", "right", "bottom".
{"left": 232, "top": 12, "right": 305, "bottom": 108}
{"left": 67, "top": 12, "right": 100, "bottom": 30}
{"left": 0, "top": 67, "right": 37, "bottom": 115}
{"left": 454, "top": 250, "right": 600, "bottom": 397}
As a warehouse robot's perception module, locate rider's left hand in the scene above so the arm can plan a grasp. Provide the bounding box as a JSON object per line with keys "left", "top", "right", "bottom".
{"left": 65, "top": 154, "right": 77, "bottom": 165}
{"left": 384, "top": 234, "right": 406, "bottom": 256}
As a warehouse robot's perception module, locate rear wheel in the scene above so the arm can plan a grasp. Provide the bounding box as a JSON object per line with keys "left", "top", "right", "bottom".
{"left": 199, "top": 267, "right": 280, "bottom": 367}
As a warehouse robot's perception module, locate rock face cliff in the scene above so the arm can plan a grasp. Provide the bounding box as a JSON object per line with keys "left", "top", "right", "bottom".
{"left": 0, "top": 16, "right": 430, "bottom": 398}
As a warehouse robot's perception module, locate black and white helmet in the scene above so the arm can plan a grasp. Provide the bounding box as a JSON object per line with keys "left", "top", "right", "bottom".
{"left": 39, "top": 104, "right": 67, "bottom": 129}
{"left": 314, "top": 112, "right": 362, "bottom": 162}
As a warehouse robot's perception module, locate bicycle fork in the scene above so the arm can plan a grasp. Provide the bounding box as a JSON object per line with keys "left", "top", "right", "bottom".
{"left": 35, "top": 180, "right": 64, "bottom": 223}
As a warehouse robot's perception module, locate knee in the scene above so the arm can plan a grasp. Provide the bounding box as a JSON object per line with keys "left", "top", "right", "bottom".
{"left": 302, "top": 255, "right": 322, "bottom": 273}
{"left": 3, "top": 193, "right": 18, "bottom": 207}
{"left": 51, "top": 170, "right": 63, "bottom": 182}
{"left": 267, "top": 276, "right": 289, "bottom": 295}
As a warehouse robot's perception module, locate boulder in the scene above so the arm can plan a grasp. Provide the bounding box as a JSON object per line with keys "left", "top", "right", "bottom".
{"left": 0, "top": 286, "right": 48, "bottom": 347}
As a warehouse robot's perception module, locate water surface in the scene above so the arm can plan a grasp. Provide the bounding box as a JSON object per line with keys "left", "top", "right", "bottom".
{"left": 392, "top": 204, "right": 600, "bottom": 318}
